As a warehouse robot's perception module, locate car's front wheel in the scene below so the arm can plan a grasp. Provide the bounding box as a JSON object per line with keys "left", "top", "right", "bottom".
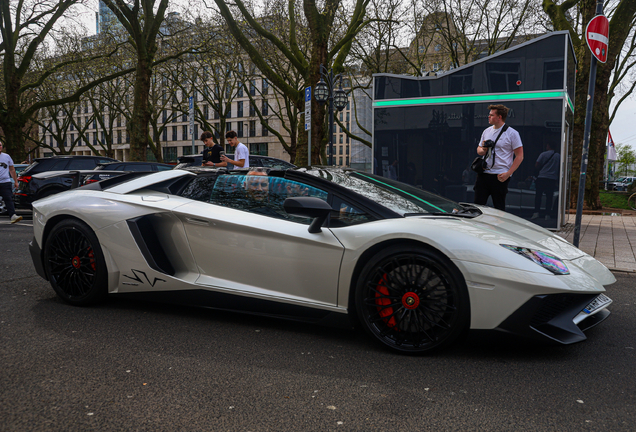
{"left": 355, "top": 245, "right": 470, "bottom": 354}
{"left": 43, "top": 219, "right": 107, "bottom": 305}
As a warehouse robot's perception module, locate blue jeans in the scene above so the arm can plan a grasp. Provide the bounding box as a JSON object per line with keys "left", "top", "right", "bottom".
{"left": 0, "top": 182, "right": 16, "bottom": 216}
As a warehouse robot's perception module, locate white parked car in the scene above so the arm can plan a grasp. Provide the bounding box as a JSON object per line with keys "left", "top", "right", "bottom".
{"left": 29, "top": 167, "right": 614, "bottom": 354}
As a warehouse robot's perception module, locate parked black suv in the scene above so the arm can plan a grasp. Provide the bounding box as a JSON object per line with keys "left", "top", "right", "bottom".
{"left": 174, "top": 154, "right": 296, "bottom": 171}
{"left": 83, "top": 161, "right": 174, "bottom": 184}
{"left": 14, "top": 155, "right": 117, "bottom": 209}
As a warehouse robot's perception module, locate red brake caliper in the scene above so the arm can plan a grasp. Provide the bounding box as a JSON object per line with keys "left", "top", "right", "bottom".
{"left": 375, "top": 274, "right": 397, "bottom": 328}
{"left": 87, "top": 248, "right": 96, "bottom": 271}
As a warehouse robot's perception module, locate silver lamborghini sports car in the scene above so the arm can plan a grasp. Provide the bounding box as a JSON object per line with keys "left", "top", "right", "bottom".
{"left": 29, "top": 167, "right": 614, "bottom": 354}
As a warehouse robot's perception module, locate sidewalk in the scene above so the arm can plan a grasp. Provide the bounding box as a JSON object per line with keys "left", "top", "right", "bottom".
{"left": 556, "top": 214, "right": 636, "bottom": 272}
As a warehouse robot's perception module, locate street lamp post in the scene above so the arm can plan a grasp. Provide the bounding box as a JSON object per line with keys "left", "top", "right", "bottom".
{"left": 314, "top": 64, "right": 348, "bottom": 166}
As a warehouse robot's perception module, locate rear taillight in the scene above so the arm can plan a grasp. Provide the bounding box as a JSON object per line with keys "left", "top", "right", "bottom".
{"left": 17, "top": 175, "right": 31, "bottom": 183}
{"left": 84, "top": 179, "right": 99, "bottom": 184}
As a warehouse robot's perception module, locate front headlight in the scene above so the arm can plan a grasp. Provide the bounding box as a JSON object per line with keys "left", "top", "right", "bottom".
{"left": 501, "top": 244, "right": 569, "bottom": 275}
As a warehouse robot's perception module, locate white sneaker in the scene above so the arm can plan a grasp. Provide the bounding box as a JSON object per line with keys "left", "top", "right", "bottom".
{"left": 10, "top": 214, "right": 22, "bottom": 224}
{"left": 530, "top": 212, "right": 539, "bottom": 220}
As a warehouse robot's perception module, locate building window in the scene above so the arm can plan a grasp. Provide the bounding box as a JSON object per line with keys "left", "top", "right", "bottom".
{"left": 227, "top": 104, "right": 231, "bottom": 118}
{"left": 162, "top": 146, "right": 178, "bottom": 163}
{"left": 339, "top": 146, "right": 343, "bottom": 155}
{"left": 117, "top": 130, "right": 122, "bottom": 144}
{"left": 182, "top": 125, "right": 188, "bottom": 140}
{"left": 227, "top": 122, "right": 231, "bottom": 133}
{"left": 194, "top": 124, "right": 198, "bottom": 138}
{"left": 162, "top": 110, "right": 167, "bottom": 123}
{"left": 262, "top": 79, "right": 269, "bottom": 95}
{"left": 262, "top": 120, "right": 268, "bottom": 136}
{"left": 204, "top": 105, "right": 209, "bottom": 120}
{"left": 250, "top": 142, "right": 268, "bottom": 156}
{"left": 182, "top": 145, "right": 198, "bottom": 155}
{"left": 172, "top": 126, "right": 178, "bottom": 141}
{"left": 249, "top": 120, "right": 256, "bottom": 137}
{"left": 250, "top": 79, "right": 256, "bottom": 96}
{"left": 262, "top": 100, "right": 268, "bottom": 116}
{"left": 214, "top": 109, "right": 219, "bottom": 120}
{"left": 237, "top": 82, "right": 243, "bottom": 97}
{"left": 237, "top": 101, "right": 243, "bottom": 118}
{"left": 163, "top": 128, "right": 168, "bottom": 141}
{"left": 126, "top": 131, "right": 130, "bottom": 143}
{"left": 182, "top": 112, "right": 187, "bottom": 122}
{"left": 237, "top": 122, "right": 244, "bottom": 138}
{"left": 339, "top": 157, "right": 343, "bottom": 165}
{"left": 117, "top": 115, "right": 122, "bottom": 127}
{"left": 249, "top": 103, "right": 255, "bottom": 117}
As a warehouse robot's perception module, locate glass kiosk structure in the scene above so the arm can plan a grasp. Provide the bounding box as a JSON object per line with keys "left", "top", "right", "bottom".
{"left": 373, "top": 31, "right": 576, "bottom": 229}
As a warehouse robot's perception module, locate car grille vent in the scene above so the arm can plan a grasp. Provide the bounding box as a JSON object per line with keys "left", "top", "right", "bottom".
{"left": 530, "top": 294, "right": 594, "bottom": 326}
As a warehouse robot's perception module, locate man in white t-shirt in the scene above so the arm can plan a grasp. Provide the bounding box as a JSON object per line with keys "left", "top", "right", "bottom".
{"left": 220, "top": 130, "right": 249, "bottom": 170}
{"left": 0, "top": 141, "right": 23, "bottom": 224}
{"left": 474, "top": 104, "right": 524, "bottom": 211}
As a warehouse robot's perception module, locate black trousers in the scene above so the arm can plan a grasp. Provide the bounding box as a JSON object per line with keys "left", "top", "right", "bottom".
{"left": 0, "top": 182, "right": 16, "bottom": 216}
{"left": 534, "top": 177, "right": 557, "bottom": 215}
{"left": 474, "top": 173, "right": 510, "bottom": 211}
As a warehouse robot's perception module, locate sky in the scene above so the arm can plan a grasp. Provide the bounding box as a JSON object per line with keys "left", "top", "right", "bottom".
{"left": 609, "top": 96, "right": 636, "bottom": 149}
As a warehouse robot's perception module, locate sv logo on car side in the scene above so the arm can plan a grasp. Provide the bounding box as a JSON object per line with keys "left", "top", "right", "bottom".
{"left": 123, "top": 269, "right": 166, "bottom": 287}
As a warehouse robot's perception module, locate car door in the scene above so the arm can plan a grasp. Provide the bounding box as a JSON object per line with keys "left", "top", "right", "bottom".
{"left": 175, "top": 174, "right": 345, "bottom": 307}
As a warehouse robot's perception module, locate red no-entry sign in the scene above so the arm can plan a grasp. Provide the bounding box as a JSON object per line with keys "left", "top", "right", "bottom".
{"left": 586, "top": 15, "right": 609, "bottom": 63}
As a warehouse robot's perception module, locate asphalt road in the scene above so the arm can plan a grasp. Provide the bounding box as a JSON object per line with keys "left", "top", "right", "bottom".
{"left": 1, "top": 216, "right": 634, "bottom": 431}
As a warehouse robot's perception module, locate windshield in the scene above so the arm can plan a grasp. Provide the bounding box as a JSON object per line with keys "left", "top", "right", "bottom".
{"left": 302, "top": 169, "right": 463, "bottom": 216}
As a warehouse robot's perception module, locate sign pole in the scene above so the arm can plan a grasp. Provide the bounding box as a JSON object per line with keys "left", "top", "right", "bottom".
{"left": 189, "top": 96, "right": 195, "bottom": 155}
{"left": 573, "top": 0, "right": 607, "bottom": 247}
{"left": 305, "top": 87, "right": 312, "bottom": 166}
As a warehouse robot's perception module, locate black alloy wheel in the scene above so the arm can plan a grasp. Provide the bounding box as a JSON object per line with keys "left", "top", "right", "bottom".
{"left": 44, "top": 219, "right": 107, "bottom": 305}
{"left": 355, "top": 245, "right": 470, "bottom": 354}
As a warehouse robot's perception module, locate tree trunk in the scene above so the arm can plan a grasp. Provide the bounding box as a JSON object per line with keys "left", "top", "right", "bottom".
{"left": 129, "top": 58, "right": 153, "bottom": 161}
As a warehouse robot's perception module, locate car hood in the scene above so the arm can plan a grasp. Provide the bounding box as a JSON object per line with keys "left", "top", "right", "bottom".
{"left": 459, "top": 205, "right": 614, "bottom": 285}
{"left": 468, "top": 205, "right": 583, "bottom": 260}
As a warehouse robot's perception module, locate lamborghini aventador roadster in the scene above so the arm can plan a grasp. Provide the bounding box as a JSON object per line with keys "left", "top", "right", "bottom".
{"left": 29, "top": 167, "right": 615, "bottom": 354}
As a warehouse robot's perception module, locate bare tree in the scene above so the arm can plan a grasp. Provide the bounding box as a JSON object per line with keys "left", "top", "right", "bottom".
{"left": 0, "top": 0, "right": 135, "bottom": 160}
{"left": 208, "top": 0, "right": 372, "bottom": 165}
{"left": 544, "top": 0, "right": 636, "bottom": 209}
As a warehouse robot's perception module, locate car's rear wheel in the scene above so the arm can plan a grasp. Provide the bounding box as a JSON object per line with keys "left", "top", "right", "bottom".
{"left": 44, "top": 219, "right": 107, "bottom": 305}
{"left": 355, "top": 245, "right": 470, "bottom": 354}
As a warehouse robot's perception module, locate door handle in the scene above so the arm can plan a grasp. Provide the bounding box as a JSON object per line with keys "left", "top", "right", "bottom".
{"left": 185, "top": 217, "right": 209, "bottom": 226}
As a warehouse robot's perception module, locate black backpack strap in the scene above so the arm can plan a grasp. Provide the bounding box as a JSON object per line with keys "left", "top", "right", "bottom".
{"left": 486, "top": 124, "right": 509, "bottom": 169}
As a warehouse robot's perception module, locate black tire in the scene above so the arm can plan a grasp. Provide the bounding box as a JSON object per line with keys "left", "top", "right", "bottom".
{"left": 43, "top": 219, "right": 108, "bottom": 305}
{"left": 355, "top": 245, "right": 470, "bottom": 354}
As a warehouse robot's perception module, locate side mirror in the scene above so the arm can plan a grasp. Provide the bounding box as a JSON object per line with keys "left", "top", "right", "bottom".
{"left": 283, "top": 197, "right": 333, "bottom": 233}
